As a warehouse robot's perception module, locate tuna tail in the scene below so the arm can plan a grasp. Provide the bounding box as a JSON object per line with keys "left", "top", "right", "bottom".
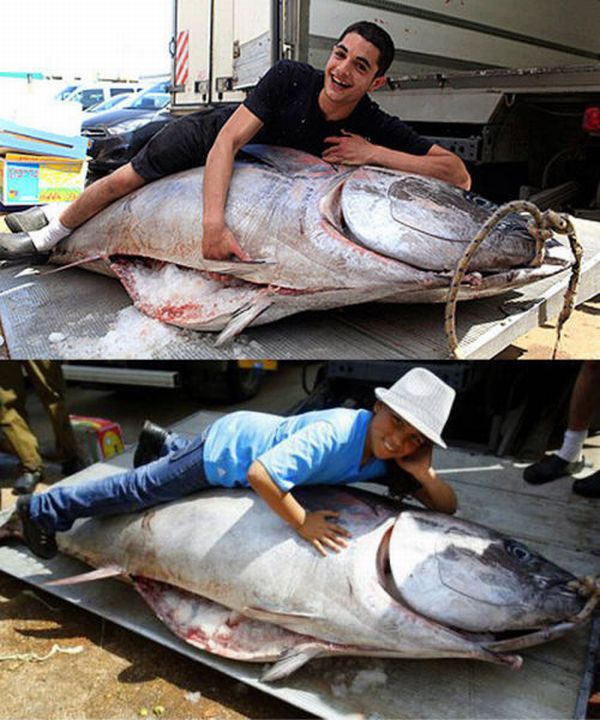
{"left": 261, "top": 643, "right": 327, "bottom": 682}
{"left": 45, "top": 565, "right": 123, "bottom": 586}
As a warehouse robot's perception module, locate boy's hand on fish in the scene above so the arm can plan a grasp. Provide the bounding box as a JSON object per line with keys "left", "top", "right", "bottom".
{"left": 296, "top": 510, "right": 352, "bottom": 557}
{"left": 322, "top": 130, "right": 376, "bottom": 166}
{"left": 203, "top": 224, "right": 251, "bottom": 262}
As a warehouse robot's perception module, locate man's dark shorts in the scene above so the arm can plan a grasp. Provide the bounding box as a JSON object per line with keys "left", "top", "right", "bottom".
{"left": 131, "top": 106, "right": 237, "bottom": 183}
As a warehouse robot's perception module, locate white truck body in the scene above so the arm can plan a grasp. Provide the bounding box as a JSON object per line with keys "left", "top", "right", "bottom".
{"left": 171, "top": 0, "right": 599, "bottom": 108}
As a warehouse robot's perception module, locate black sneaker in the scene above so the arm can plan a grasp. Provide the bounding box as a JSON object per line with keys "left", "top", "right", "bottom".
{"left": 16, "top": 495, "right": 57, "bottom": 559}
{"left": 5, "top": 207, "right": 49, "bottom": 234}
{"left": 12, "top": 470, "right": 42, "bottom": 496}
{"left": 0, "top": 232, "right": 47, "bottom": 261}
{"left": 572, "top": 469, "right": 600, "bottom": 498}
{"left": 523, "top": 454, "right": 581, "bottom": 485}
{"left": 133, "top": 420, "right": 169, "bottom": 468}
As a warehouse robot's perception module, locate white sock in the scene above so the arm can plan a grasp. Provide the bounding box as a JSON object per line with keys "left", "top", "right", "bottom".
{"left": 556, "top": 429, "right": 587, "bottom": 463}
{"left": 40, "top": 202, "right": 70, "bottom": 222}
{"left": 28, "top": 217, "right": 72, "bottom": 252}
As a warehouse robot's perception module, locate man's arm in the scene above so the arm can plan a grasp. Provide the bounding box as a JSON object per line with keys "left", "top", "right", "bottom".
{"left": 202, "top": 105, "right": 265, "bottom": 260}
{"left": 247, "top": 459, "right": 351, "bottom": 557}
{"left": 322, "top": 131, "right": 471, "bottom": 190}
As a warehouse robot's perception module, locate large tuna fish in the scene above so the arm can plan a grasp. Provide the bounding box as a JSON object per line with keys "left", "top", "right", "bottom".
{"left": 2, "top": 485, "right": 595, "bottom": 681}
{"left": 49, "top": 146, "right": 573, "bottom": 343}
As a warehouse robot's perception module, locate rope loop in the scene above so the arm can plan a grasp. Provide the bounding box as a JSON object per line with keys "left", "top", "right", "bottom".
{"left": 445, "top": 201, "right": 582, "bottom": 359}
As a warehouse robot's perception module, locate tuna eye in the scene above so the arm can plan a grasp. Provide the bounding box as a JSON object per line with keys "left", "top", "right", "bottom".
{"left": 504, "top": 540, "right": 531, "bottom": 563}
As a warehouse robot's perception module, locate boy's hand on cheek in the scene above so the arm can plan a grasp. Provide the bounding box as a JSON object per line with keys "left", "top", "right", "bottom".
{"left": 296, "top": 510, "right": 352, "bottom": 557}
{"left": 395, "top": 442, "right": 433, "bottom": 480}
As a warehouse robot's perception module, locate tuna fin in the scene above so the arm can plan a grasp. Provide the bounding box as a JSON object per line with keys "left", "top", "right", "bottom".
{"left": 0, "top": 509, "right": 21, "bottom": 540}
{"left": 485, "top": 623, "right": 575, "bottom": 652}
{"left": 480, "top": 648, "right": 522, "bottom": 670}
{"left": 44, "top": 253, "right": 107, "bottom": 274}
{"left": 215, "top": 296, "right": 273, "bottom": 346}
{"left": 261, "top": 643, "right": 326, "bottom": 682}
{"left": 45, "top": 565, "right": 123, "bottom": 586}
{"left": 241, "top": 606, "right": 320, "bottom": 624}
{"left": 204, "top": 258, "right": 276, "bottom": 274}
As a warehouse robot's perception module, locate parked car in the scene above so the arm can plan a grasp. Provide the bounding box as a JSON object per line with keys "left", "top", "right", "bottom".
{"left": 81, "top": 82, "right": 173, "bottom": 178}
{"left": 65, "top": 83, "right": 139, "bottom": 110}
{"left": 54, "top": 83, "right": 81, "bottom": 101}
{"left": 84, "top": 93, "right": 137, "bottom": 114}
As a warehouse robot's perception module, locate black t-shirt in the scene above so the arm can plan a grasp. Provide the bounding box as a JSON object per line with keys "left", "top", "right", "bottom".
{"left": 242, "top": 59, "right": 433, "bottom": 158}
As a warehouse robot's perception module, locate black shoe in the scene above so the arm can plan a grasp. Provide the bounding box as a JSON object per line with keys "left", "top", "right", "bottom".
{"left": 5, "top": 207, "right": 49, "bottom": 234}
{"left": 572, "top": 469, "right": 600, "bottom": 498}
{"left": 523, "top": 454, "right": 582, "bottom": 485}
{"left": 133, "top": 420, "right": 169, "bottom": 468}
{"left": 61, "top": 457, "right": 86, "bottom": 475}
{"left": 16, "top": 495, "right": 57, "bottom": 559}
{"left": 0, "top": 232, "right": 48, "bottom": 261}
{"left": 12, "top": 470, "right": 42, "bottom": 496}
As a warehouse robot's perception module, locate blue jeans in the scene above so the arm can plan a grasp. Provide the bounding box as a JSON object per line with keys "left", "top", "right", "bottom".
{"left": 30, "top": 431, "right": 209, "bottom": 533}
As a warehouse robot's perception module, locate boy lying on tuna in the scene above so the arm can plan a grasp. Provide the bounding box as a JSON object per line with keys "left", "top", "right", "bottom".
{"left": 12, "top": 368, "right": 457, "bottom": 559}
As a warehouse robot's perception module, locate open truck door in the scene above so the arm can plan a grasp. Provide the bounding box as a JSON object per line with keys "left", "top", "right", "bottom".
{"left": 172, "top": 0, "right": 300, "bottom": 110}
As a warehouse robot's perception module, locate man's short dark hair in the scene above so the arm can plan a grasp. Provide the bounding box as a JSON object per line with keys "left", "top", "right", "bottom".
{"left": 338, "top": 21, "right": 395, "bottom": 77}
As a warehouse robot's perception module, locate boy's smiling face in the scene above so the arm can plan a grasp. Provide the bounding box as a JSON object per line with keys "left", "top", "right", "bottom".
{"left": 364, "top": 401, "right": 429, "bottom": 462}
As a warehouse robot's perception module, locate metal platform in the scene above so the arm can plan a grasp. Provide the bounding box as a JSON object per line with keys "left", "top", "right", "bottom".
{"left": 0, "top": 411, "right": 598, "bottom": 720}
{"left": 0, "top": 218, "right": 598, "bottom": 360}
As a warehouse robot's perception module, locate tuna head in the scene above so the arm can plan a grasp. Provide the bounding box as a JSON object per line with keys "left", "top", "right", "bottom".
{"left": 332, "top": 167, "right": 538, "bottom": 272}
{"left": 388, "top": 510, "right": 584, "bottom": 632}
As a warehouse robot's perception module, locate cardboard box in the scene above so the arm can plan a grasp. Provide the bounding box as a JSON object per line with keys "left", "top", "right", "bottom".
{"left": 0, "top": 153, "right": 87, "bottom": 205}
{"left": 0, "top": 118, "right": 87, "bottom": 159}
{"left": 69, "top": 415, "right": 125, "bottom": 465}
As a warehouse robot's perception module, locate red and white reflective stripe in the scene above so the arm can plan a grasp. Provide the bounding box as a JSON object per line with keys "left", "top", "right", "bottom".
{"left": 176, "top": 30, "right": 190, "bottom": 87}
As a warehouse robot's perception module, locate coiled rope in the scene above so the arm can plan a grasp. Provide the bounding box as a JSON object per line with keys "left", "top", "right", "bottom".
{"left": 445, "top": 201, "right": 582, "bottom": 359}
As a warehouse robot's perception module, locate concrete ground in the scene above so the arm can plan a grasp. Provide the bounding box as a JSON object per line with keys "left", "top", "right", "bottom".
{"left": 496, "top": 293, "right": 600, "bottom": 360}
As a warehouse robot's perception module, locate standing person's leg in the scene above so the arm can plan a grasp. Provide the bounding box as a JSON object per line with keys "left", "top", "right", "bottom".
{"left": 0, "top": 362, "right": 44, "bottom": 493}
{"left": 23, "top": 361, "right": 80, "bottom": 471}
{"left": 571, "top": 361, "right": 600, "bottom": 497}
{"left": 16, "top": 431, "right": 208, "bottom": 558}
{"left": 524, "top": 362, "right": 600, "bottom": 485}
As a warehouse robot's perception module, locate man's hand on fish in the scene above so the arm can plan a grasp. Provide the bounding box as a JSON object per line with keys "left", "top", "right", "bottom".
{"left": 295, "top": 509, "right": 352, "bottom": 557}
{"left": 322, "top": 130, "right": 376, "bottom": 166}
{"left": 202, "top": 223, "right": 251, "bottom": 262}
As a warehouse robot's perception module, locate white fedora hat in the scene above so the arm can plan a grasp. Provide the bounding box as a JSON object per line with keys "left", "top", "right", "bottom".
{"left": 374, "top": 368, "right": 455, "bottom": 448}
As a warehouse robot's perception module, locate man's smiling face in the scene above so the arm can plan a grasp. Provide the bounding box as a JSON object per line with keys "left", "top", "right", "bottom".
{"left": 322, "top": 32, "right": 386, "bottom": 108}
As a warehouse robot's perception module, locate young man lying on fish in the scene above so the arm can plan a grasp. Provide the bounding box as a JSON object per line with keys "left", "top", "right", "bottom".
{"left": 0, "top": 21, "right": 470, "bottom": 262}
{"left": 11, "top": 368, "right": 457, "bottom": 560}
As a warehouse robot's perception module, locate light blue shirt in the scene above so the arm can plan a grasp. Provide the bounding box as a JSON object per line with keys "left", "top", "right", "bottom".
{"left": 202, "top": 409, "right": 386, "bottom": 491}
